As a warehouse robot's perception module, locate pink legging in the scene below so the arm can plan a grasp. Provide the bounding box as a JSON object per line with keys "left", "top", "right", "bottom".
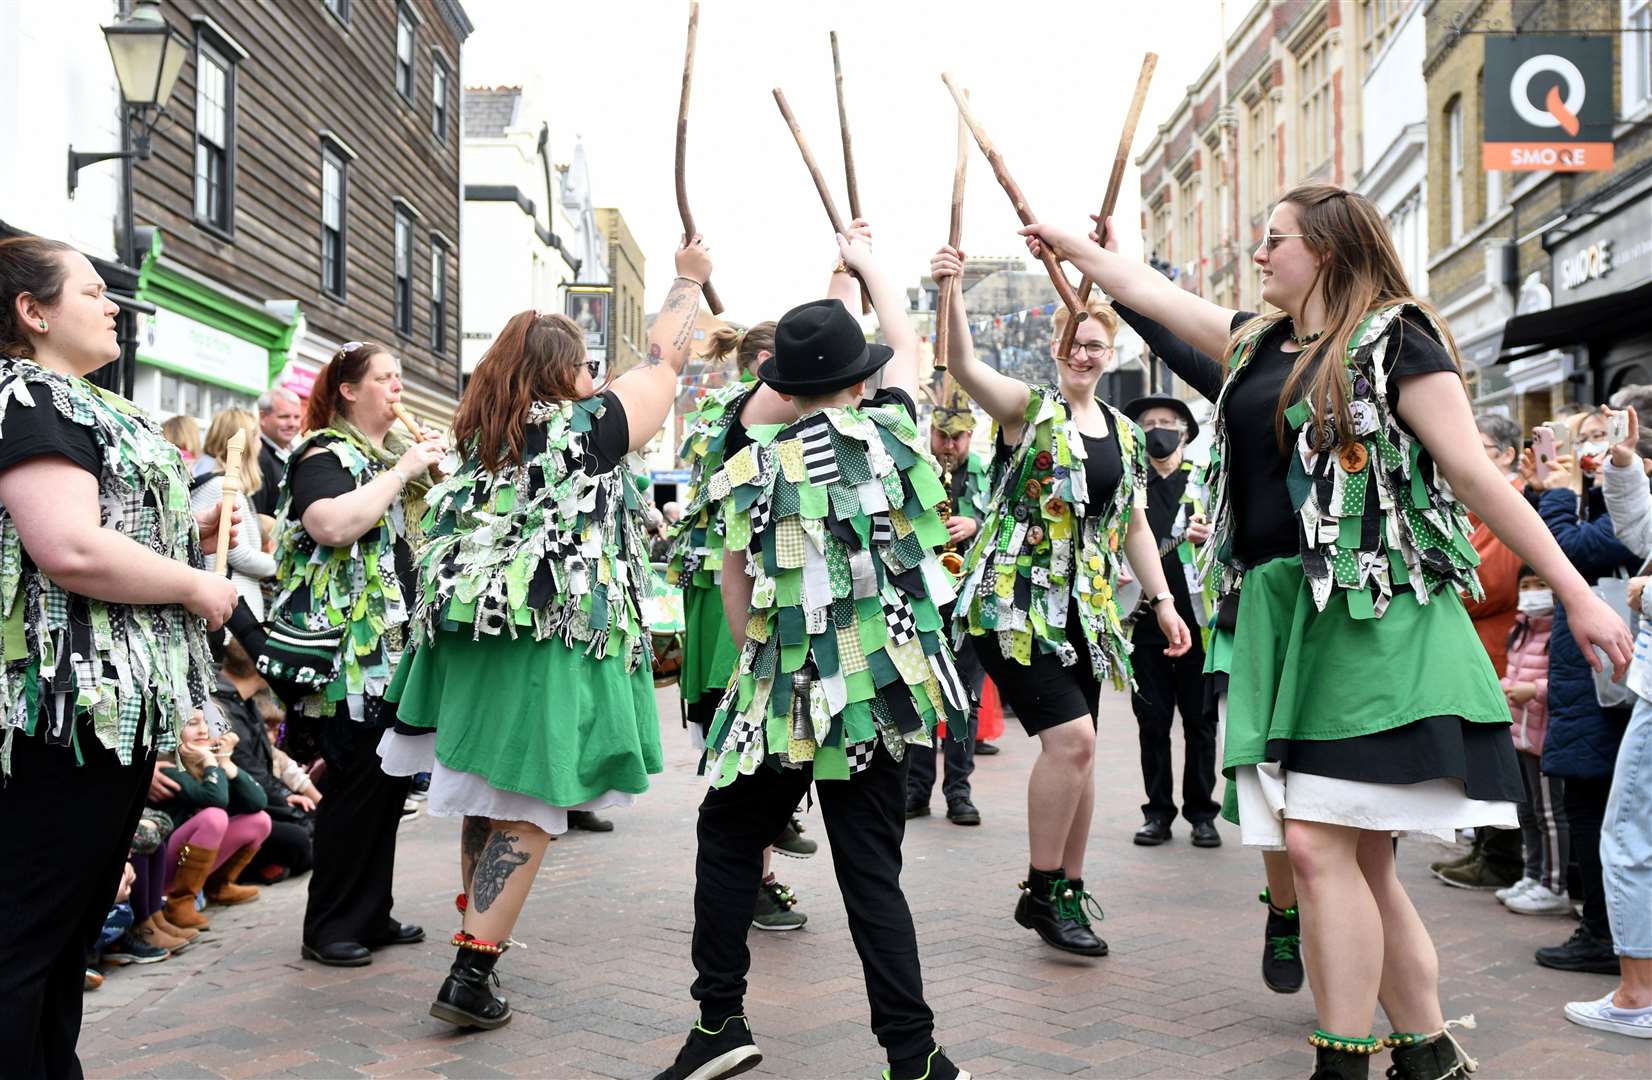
{"left": 163, "top": 807, "right": 272, "bottom": 887}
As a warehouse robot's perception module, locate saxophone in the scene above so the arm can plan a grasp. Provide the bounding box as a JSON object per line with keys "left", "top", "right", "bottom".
{"left": 938, "top": 460, "right": 965, "bottom": 578}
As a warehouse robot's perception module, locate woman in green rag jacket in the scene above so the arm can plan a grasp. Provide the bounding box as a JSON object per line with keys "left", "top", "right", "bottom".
{"left": 378, "top": 237, "right": 713, "bottom": 1031}
{"left": 267, "top": 340, "right": 448, "bottom": 969}
{"left": 932, "top": 245, "right": 1192, "bottom": 961}
{"left": 1019, "top": 185, "right": 1633, "bottom": 1080}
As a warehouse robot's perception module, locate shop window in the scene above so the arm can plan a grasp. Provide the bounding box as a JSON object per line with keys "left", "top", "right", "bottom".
{"left": 193, "top": 31, "right": 238, "bottom": 235}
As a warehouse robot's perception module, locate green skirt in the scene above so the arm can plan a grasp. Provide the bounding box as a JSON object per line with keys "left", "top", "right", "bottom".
{"left": 681, "top": 582, "right": 739, "bottom": 705}
{"left": 1224, "top": 556, "right": 1510, "bottom": 770}
{"left": 388, "top": 629, "right": 663, "bottom": 808}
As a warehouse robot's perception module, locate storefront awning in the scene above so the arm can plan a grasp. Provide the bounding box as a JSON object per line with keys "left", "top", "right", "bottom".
{"left": 1500, "top": 280, "right": 1652, "bottom": 361}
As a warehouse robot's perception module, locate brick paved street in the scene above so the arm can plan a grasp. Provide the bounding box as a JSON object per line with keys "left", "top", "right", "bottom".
{"left": 79, "top": 686, "right": 1651, "bottom": 1079}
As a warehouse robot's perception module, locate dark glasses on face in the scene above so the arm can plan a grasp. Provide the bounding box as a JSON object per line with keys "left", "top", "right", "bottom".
{"left": 1263, "top": 232, "right": 1306, "bottom": 252}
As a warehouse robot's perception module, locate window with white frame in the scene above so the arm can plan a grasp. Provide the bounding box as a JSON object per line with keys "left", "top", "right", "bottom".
{"left": 325, "top": 0, "right": 350, "bottom": 24}
{"left": 1447, "top": 98, "right": 1464, "bottom": 240}
{"left": 432, "top": 55, "right": 449, "bottom": 142}
{"left": 430, "top": 237, "right": 448, "bottom": 354}
{"left": 1299, "top": 37, "right": 1332, "bottom": 170}
{"left": 193, "top": 39, "right": 234, "bottom": 231}
{"left": 394, "top": 206, "right": 414, "bottom": 336}
{"left": 1628, "top": 0, "right": 1652, "bottom": 112}
{"left": 1361, "top": 0, "right": 1403, "bottom": 71}
{"left": 1178, "top": 174, "right": 1197, "bottom": 277}
{"left": 395, "top": 4, "right": 416, "bottom": 102}
{"left": 321, "top": 145, "right": 347, "bottom": 298}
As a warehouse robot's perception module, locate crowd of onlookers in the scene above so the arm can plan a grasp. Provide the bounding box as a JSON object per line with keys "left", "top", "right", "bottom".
{"left": 1451, "top": 391, "right": 1652, "bottom": 1040}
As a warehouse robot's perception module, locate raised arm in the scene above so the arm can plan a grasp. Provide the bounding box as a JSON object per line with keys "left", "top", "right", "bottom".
{"left": 836, "top": 229, "right": 918, "bottom": 400}
{"left": 827, "top": 219, "right": 873, "bottom": 311}
{"left": 609, "top": 237, "right": 714, "bottom": 453}
{"left": 929, "top": 244, "right": 1031, "bottom": 436}
{"left": 1110, "top": 301, "right": 1226, "bottom": 404}
{"left": 1022, "top": 216, "right": 1238, "bottom": 361}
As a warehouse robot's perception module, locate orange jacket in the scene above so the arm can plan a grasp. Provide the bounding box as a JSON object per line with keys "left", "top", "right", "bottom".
{"left": 1463, "top": 476, "right": 1525, "bottom": 677}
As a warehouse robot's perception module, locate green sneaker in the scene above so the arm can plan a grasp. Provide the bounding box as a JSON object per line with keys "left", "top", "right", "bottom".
{"left": 772, "top": 816, "right": 818, "bottom": 859}
{"left": 752, "top": 878, "right": 806, "bottom": 931}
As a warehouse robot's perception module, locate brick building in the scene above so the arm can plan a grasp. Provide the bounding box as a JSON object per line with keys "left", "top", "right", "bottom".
{"left": 593, "top": 207, "right": 645, "bottom": 378}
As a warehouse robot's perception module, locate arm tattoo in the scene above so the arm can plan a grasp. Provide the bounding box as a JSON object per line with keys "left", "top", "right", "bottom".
{"left": 471, "top": 828, "right": 531, "bottom": 913}
{"left": 645, "top": 343, "right": 664, "bottom": 367}
{"left": 461, "top": 815, "right": 491, "bottom": 888}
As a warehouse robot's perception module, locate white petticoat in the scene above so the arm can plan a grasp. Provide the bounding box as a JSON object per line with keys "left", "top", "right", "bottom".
{"left": 1218, "top": 697, "right": 1518, "bottom": 850}
{"left": 377, "top": 731, "right": 635, "bottom": 837}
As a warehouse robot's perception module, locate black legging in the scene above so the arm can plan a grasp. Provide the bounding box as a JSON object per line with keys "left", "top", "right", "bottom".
{"left": 1564, "top": 774, "right": 1614, "bottom": 943}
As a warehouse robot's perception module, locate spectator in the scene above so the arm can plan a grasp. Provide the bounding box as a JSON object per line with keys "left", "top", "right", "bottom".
{"left": 1569, "top": 405, "right": 1652, "bottom": 1038}
{"left": 119, "top": 809, "right": 195, "bottom": 955}
{"left": 1497, "top": 571, "right": 1571, "bottom": 915}
{"left": 191, "top": 408, "right": 277, "bottom": 619}
{"left": 1532, "top": 421, "right": 1639, "bottom": 975}
{"left": 162, "top": 414, "right": 201, "bottom": 470}
{"left": 216, "top": 641, "right": 318, "bottom": 884}
{"left": 253, "top": 387, "right": 303, "bottom": 516}
{"left": 152, "top": 710, "right": 272, "bottom": 931}
{"left": 661, "top": 499, "right": 683, "bottom": 525}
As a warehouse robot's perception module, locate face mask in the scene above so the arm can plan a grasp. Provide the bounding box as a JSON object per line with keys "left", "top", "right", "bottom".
{"left": 1580, "top": 441, "right": 1609, "bottom": 464}
{"left": 1145, "top": 428, "right": 1182, "bottom": 460}
{"left": 1518, "top": 589, "right": 1553, "bottom": 616}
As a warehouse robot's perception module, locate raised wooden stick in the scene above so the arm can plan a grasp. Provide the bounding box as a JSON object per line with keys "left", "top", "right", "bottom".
{"left": 934, "top": 91, "right": 968, "bottom": 371}
{"left": 214, "top": 429, "right": 245, "bottom": 576}
{"left": 1056, "top": 52, "right": 1158, "bottom": 361}
{"left": 830, "top": 31, "right": 862, "bottom": 222}
{"left": 941, "top": 73, "right": 1085, "bottom": 339}
{"left": 675, "top": 1, "right": 723, "bottom": 314}
{"left": 772, "top": 87, "right": 872, "bottom": 314}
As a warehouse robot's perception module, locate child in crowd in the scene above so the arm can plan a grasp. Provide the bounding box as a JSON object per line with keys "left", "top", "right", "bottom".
{"left": 1499, "top": 572, "right": 1570, "bottom": 915}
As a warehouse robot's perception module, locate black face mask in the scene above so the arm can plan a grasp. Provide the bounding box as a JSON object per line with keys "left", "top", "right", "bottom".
{"left": 1145, "top": 428, "right": 1182, "bottom": 460}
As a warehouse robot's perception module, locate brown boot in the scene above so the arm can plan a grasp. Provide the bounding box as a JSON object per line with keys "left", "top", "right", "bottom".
{"left": 205, "top": 844, "right": 261, "bottom": 905}
{"left": 164, "top": 844, "right": 216, "bottom": 929}
{"left": 136, "top": 913, "right": 188, "bottom": 953}
{"left": 151, "top": 907, "right": 200, "bottom": 943}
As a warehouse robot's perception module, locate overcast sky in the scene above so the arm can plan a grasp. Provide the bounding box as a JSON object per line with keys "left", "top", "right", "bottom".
{"left": 461, "top": 0, "right": 1227, "bottom": 327}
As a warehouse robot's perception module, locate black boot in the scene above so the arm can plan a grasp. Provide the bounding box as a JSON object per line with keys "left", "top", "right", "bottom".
{"left": 1013, "top": 867, "right": 1107, "bottom": 957}
{"left": 1310, "top": 1045, "right": 1371, "bottom": 1080}
{"left": 430, "top": 934, "right": 512, "bottom": 1030}
{"left": 1385, "top": 1029, "right": 1475, "bottom": 1080}
{"left": 1260, "top": 888, "right": 1304, "bottom": 994}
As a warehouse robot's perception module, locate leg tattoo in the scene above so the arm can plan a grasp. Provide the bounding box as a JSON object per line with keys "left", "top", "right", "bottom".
{"left": 472, "top": 828, "right": 531, "bottom": 913}
{"left": 461, "top": 816, "right": 492, "bottom": 891}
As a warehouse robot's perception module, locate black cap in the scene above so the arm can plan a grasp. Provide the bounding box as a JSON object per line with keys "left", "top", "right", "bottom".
{"left": 1122, "top": 394, "right": 1200, "bottom": 442}
{"left": 758, "top": 299, "right": 893, "bottom": 395}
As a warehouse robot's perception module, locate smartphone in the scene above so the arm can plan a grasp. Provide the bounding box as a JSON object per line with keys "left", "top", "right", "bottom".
{"left": 1608, "top": 409, "right": 1630, "bottom": 447}
{"left": 1548, "top": 420, "right": 1574, "bottom": 458}
{"left": 1532, "top": 426, "right": 1557, "bottom": 483}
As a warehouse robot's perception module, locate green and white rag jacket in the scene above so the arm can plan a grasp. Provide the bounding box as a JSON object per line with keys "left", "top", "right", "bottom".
{"left": 666, "top": 380, "right": 754, "bottom": 590}
{"left": 0, "top": 357, "right": 211, "bottom": 772}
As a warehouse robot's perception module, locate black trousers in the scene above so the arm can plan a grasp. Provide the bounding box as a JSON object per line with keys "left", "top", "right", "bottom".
{"left": 691, "top": 743, "right": 934, "bottom": 1063}
{"left": 249, "top": 817, "right": 314, "bottom": 877}
{"left": 1564, "top": 774, "right": 1614, "bottom": 942}
{"left": 1129, "top": 624, "right": 1217, "bottom": 825}
{"left": 303, "top": 706, "right": 410, "bottom": 947}
{"left": 0, "top": 720, "right": 152, "bottom": 1080}
{"left": 906, "top": 638, "right": 983, "bottom": 807}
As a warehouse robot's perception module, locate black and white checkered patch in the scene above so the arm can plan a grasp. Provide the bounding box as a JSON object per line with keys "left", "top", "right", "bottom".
{"left": 730, "top": 718, "right": 760, "bottom": 756}
{"left": 870, "top": 512, "right": 893, "bottom": 544}
{"left": 748, "top": 497, "right": 772, "bottom": 536}
{"left": 845, "top": 739, "right": 877, "bottom": 775}
{"left": 882, "top": 596, "right": 917, "bottom": 645}
{"left": 798, "top": 416, "right": 840, "bottom": 486}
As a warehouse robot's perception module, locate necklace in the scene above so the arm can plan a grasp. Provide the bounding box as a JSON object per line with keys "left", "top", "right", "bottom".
{"left": 1289, "top": 324, "right": 1323, "bottom": 347}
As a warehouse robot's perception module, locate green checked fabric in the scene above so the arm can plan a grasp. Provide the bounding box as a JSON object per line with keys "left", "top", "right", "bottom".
{"left": 1199, "top": 303, "right": 1481, "bottom": 620}
{"left": 267, "top": 426, "right": 411, "bottom": 716}
{"left": 0, "top": 357, "right": 211, "bottom": 773}
{"left": 704, "top": 401, "right": 970, "bottom": 788}
{"left": 666, "top": 382, "right": 755, "bottom": 590}
{"left": 951, "top": 388, "right": 1148, "bottom": 691}
{"left": 410, "top": 397, "right": 656, "bottom": 672}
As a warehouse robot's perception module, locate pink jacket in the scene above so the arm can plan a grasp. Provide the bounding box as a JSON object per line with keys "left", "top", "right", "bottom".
{"left": 1501, "top": 611, "right": 1552, "bottom": 756}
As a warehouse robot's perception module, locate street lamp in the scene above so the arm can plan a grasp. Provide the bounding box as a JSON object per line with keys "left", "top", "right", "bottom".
{"left": 66, "top": 0, "right": 191, "bottom": 197}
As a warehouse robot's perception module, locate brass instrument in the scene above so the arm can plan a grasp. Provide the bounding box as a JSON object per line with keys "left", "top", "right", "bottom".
{"left": 938, "top": 461, "right": 964, "bottom": 577}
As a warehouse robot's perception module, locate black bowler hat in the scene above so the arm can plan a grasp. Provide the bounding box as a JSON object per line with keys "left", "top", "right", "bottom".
{"left": 1123, "top": 394, "right": 1200, "bottom": 442}
{"left": 758, "top": 298, "right": 893, "bottom": 396}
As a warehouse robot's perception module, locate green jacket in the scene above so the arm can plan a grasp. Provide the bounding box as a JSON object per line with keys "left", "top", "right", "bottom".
{"left": 667, "top": 381, "right": 755, "bottom": 591}
{"left": 156, "top": 762, "right": 269, "bottom": 831}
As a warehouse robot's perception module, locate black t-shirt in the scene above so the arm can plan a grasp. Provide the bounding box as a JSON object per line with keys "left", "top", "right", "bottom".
{"left": 0, "top": 400, "right": 101, "bottom": 477}
{"left": 1224, "top": 311, "right": 1457, "bottom": 565}
{"left": 993, "top": 401, "right": 1124, "bottom": 517}
{"left": 1144, "top": 465, "right": 1193, "bottom": 603}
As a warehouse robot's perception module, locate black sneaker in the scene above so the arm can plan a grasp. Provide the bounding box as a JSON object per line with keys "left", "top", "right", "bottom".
{"left": 883, "top": 1045, "right": 971, "bottom": 1080}
{"left": 654, "top": 1015, "right": 762, "bottom": 1080}
{"left": 974, "top": 740, "right": 1000, "bottom": 756}
{"left": 102, "top": 930, "right": 170, "bottom": 965}
{"left": 1259, "top": 889, "right": 1303, "bottom": 994}
{"left": 1535, "top": 926, "right": 1621, "bottom": 975}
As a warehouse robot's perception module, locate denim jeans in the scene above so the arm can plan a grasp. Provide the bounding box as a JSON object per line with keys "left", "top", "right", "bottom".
{"left": 1602, "top": 695, "right": 1652, "bottom": 958}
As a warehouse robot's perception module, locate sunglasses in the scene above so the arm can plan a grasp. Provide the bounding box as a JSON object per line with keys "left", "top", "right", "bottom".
{"left": 1263, "top": 232, "right": 1306, "bottom": 252}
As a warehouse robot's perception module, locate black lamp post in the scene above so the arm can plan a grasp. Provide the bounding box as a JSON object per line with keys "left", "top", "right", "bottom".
{"left": 66, "top": 0, "right": 190, "bottom": 396}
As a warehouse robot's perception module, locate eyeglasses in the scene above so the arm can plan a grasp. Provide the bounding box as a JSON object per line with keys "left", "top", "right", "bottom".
{"left": 1263, "top": 232, "right": 1306, "bottom": 252}
{"left": 1062, "top": 342, "right": 1115, "bottom": 360}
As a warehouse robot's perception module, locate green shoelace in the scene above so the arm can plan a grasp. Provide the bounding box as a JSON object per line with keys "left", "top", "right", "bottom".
{"left": 1049, "top": 878, "right": 1105, "bottom": 927}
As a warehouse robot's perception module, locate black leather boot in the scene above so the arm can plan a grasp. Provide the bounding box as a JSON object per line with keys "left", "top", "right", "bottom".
{"left": 1013, "top": 869, "right": 1107, "bottom": 957}
{"left": 1310, "top": 1045, "right": 1371, "bottom": 1080}
{"left": 430, "top": 934, "right": 512, "bottom": 1030}
{"left": 1385, "top": 1032, "right": 1473, "bottom": 1080}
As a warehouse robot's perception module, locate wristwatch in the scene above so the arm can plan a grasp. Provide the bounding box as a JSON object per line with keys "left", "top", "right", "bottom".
{"left": 1149, "top": 591, "right": 1175, "bottom": 607}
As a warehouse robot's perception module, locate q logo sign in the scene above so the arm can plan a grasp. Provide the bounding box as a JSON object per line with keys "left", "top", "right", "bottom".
{"left": 1484, "top": 35, "right": 1613, "bottom": 172}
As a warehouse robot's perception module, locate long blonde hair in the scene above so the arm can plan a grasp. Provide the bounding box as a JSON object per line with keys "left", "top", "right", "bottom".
{"left": 1231, "top": 184, "right": 1465, "bottom": 451}
{"left": 203, "top": 408, "right": 263, "bottom": 496}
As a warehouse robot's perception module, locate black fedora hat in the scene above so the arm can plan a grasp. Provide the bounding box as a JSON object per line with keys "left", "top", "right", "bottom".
{"left": 1122, "top": 394, "right": 1200, "bottom": 442}
{"left": 758, "top": 299, "right": 893, "bottom": 396}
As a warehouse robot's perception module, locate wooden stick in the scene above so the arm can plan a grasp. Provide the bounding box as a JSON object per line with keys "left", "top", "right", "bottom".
{"left": 772, "top": 87, "right": 873, "bottom": 314}
{"left": 940, "top": 73, "right": 1085, "bottom": 339}
{"left": 214, "top": 429, "right": 245, "bottom": 576}
{"left": 934, "top": 92, "right": 968, "bottom": 372}
{"left": 1057, "top": 52, "right": 1158, "bottom": 361}
{"left": 830, "top": 31, "right": 862, "bottom": 222}
{"left": 675, "top": 2, "right": 723, "bottom": 314}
